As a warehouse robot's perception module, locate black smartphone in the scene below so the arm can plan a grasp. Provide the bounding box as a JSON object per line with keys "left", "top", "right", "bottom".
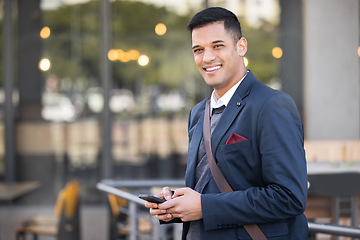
{"left": 139, "top": 194, "right": 165, "bottom": 203}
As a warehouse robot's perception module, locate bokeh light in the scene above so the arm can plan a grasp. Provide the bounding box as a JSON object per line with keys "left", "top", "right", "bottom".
{"left": 138, "top": 55, "right": 149, "bottom": 66}
{"left": 107, "top": 49, "right": 118, "bottom": 61}
{"left": 40, "top": 26, "right": 51, "bottom": 39}
{"left": 127, "top": 49, "right": 140, "bottom": 61}
{"left": 108, "top": 49, "right": 144, "bottom": 63}
{"left": 155, "top": 23, "right": 167, "bottom": 36}
{"left": 244, "top": 57, "right": 249, "bottom": 67}
{"left": 272, "top": 47, "right": 283, "bottom": 59}
{"left": 39, "top": 58, "right": 51, "bottom": 71}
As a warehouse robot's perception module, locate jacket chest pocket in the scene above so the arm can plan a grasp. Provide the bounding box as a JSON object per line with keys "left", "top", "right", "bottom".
{"left": 217, "top": 141, "right": 254, "bottom": 172}
{"left": 221, "top": 140, "right": 250, "bottom": 152}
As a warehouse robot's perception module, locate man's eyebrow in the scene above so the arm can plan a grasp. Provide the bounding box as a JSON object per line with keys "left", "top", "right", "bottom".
{"left": 213, "top": 40, "right": 225, "bottom": 44}
{"left": 192, "top": 45, "right": 200, "bottom": 50}
{"left": 191, "top": 40, "right": 225, "bottom": 50}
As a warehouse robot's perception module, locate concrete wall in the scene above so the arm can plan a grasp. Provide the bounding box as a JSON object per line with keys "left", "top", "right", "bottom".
{"left": 303, "top": 0, "right": 360, "bottom": 139}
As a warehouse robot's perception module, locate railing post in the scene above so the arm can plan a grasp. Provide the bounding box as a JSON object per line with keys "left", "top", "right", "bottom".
{"left": 355, "top": 196, "right": 360, "bottom": 230}
{"left": 351, "top": 196, "right": 356, "bottom": 240}
{"left": 128, "top": 201, "right": 138, "bottom": 240}
{"left": 151, "top": 216, "right": 160, "bottom": 240}
{"left": 173, "top": 223, "right": 182, "bottom": 240}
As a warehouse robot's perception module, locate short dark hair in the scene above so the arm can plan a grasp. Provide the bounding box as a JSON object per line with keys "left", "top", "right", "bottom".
{"left": 187, "top": 7, "right": 242, "bottom": 42}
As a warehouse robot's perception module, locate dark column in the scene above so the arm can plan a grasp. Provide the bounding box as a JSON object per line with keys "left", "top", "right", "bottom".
{"left": 17, "top": 0, "right": 43, "bottom": 120}
{"left": 279, "top": 0, "right": 303, "bottom": 115}
{"left": 100, "top": 0, "right": 113, "bottom": 179}
{"left": 16, "top": 0, "right": 57, "bottom": 204}
{"left": 3, "top": 0, "right": 15, "bottom": 182}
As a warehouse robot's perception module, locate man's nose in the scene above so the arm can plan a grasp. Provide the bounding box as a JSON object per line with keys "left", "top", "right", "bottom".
{"left": 203, "top": 49, "right": 216, "bottom": 62}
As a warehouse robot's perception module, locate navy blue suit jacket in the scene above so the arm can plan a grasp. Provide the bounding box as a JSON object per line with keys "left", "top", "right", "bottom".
{"left": 184, "top": 71, "right": 308, "bottom": 239}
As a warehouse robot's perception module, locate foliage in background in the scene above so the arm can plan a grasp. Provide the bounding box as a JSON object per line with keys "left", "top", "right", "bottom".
{"left": 0, "top": 1, "right": 279, "bottom": 100}
{"left": 42, "top": 1, "right": 196, "bottom": 92}
{"left": 241, "top": 19, "right": 280, "bottom": 85}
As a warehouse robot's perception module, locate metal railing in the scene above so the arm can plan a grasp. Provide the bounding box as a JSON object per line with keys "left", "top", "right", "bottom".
{"left": 97, "top": 182, "right": 157, "bottom": 240}
{"left": 97, "top": 179, "right": 184, "bottom": 240}
{"left": 97, "top": 179, "right": 360, "bottom": 240}
{"left": 308, "top": 222, "right": 360, "bottom": 238}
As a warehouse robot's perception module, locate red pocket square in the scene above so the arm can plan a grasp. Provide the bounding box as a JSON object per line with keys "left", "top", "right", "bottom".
{"left": 226, "top": 133, "right": 248, "bottom": 144}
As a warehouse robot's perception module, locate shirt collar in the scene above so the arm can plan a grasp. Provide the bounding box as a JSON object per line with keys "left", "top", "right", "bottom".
{"left": 210, "top": 71, "right": 248, "bottom": 115}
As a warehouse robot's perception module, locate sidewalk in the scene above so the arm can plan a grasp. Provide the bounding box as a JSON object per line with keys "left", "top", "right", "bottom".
{"left": 0, "top": 204, "right": 107, "bottom": 240}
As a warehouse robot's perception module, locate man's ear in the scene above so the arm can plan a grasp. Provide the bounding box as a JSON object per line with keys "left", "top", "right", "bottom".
{"left": 237, "top": 37, "right": 247, "bottom": 57}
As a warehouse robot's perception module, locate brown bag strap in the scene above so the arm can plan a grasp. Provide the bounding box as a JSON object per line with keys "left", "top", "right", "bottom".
{"left": 203, "top": 98, "right": 267, "bottom": 240}
{"left": 203, "top": 99, "right": 233, "bottom": 193}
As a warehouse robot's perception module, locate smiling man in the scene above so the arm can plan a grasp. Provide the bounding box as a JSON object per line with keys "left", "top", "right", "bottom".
{"left": 191, "top": 21, "right": 247, "bottom": 99}
{"left": 145, "top": 7, "right": 308, "bottom": 240}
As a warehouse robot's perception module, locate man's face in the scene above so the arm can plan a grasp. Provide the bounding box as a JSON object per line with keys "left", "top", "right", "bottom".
{"left": 191, "top": 22, "right": 247, "bottom": 98}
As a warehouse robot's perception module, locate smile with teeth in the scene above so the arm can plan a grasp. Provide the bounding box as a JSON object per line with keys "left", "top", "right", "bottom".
{"left": 205, "top": 65, "right": 221, "bottom": 72}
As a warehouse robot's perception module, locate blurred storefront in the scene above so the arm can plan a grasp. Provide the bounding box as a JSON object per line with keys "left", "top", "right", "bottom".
{"left": 0, "top": 0, "right": 359, "bottom": 206}
{"left": 0, "top": 0, "right": 283, "bottom": 203}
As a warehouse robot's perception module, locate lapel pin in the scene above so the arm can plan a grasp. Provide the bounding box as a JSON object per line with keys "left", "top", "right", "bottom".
{"left": 236, "top": 102, "right": 241, "bottom": 107}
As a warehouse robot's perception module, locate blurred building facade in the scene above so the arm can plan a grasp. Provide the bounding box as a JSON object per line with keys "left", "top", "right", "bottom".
{"left": 0, "top": 0, "right": 359, "bottom": 204}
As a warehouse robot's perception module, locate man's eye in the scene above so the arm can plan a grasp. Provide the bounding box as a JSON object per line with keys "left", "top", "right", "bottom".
{"left": 193, "top": 49, "right": 202, "bottom": 54}
{"left": 214, "top": 44, "right": 223, "bottom": 48}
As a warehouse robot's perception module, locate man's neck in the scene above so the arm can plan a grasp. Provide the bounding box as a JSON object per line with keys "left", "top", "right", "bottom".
{"left": 214, "top": 70, "right": 248, "bottom": 99}
{"left": 211, "top": 71, "right": 248, "bottom": 109}
{"left": 213, "top": 71, "right": 248, "bottom": 100}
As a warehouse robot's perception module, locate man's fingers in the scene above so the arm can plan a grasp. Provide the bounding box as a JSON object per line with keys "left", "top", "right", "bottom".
{"left": 150, "top": 208, "right": 166, "bottom": 215}
{"left": 144, "top": 202, "right": 158, "bottom": 209}
{"left": 162, "top": 187, "right": 173, "bottom": 200}
{"left": 173, "top": 187, "right": 190, "bottom": 198}
{"left": 156, "top": 213, "right": 174, "bottom": 222}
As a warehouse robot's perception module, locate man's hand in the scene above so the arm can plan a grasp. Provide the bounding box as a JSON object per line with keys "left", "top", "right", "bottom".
{"left": 144, "top": 187, "right": 174, "bottom": 222}
{"left": 158, "top": 187, "right": 202, "bottom": 222}
{"left": 144, "top": 187, "right": 202, "bottom": 222}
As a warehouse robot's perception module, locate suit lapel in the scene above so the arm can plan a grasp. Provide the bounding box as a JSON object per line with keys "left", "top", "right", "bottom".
{"left": 211, "top": 72, "right": 255, "bottom": 155}
{"left": 185, "top": 107, "right": 205, "bottom": 189}
{"left": 211, "top": 98, "right": 245, "bottom": 154}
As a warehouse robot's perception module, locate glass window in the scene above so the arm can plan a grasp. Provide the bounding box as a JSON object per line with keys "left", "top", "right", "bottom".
{"left": 0, "top": 0, "right": 281, "bottom": 203}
